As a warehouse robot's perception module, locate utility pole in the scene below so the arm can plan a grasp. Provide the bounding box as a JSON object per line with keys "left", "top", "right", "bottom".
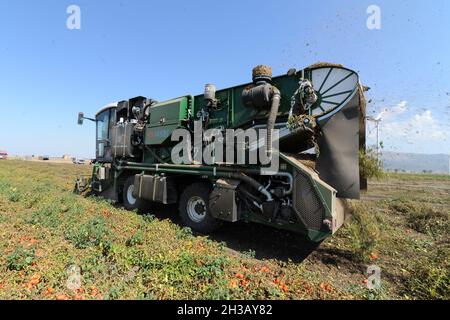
{"left": 366, "top": 116, "right": 382, "bottom": 159}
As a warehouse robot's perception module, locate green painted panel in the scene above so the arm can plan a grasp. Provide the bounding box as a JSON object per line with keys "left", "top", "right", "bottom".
{"left": 148, "top": 97, "right": 188, "bottom": 127}
{"left": 193, "top": 73, "right": 304, "bottom": 129}
{"left": 145, "top": 97, "right": 189, "bottom": 145}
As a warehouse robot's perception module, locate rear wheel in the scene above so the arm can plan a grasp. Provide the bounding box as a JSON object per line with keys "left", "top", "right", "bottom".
{"left": 179, "top": 182, "right": 222, "bottom": 233}
{"left": 122, "top": 176, "right": 152, "bottom": 213}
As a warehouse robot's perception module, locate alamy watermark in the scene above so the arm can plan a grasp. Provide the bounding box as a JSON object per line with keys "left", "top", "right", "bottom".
{"left": 366, "top": 265, "right": 381, "bottom": 290}
{"left": 66, "top": 264, "right": 82, "bottom": 290}
{"left": 171, "top": 121, "right": 280, "bottom": 175}
{"left": 66, "top": 5, "right": 81, "bottom": 30}
{"left": 367, "top": 5, "right": 381, "bottom": 30}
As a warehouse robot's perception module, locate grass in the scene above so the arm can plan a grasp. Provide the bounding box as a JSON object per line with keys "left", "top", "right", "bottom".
{"left": 7, "top": 247, "right": 36, "bottom": 271}
{"left": 359, "top": 149, "right": 385, "bottom": 180}
{"left": 388, "top": 200, "right": 449, "bottom": 238}
{"left": 345, "top": 201, "right": 381, "bottom": 262}
{"left": 0, "top": 160, "right": 448, "bottom": 300}
{"left": 403, "top": 246, "right": 449, "bottom": 300}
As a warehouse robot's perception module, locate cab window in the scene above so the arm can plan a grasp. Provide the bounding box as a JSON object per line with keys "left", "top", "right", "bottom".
{"left": 96, "top": 110, "right": 111, "bottom": 158}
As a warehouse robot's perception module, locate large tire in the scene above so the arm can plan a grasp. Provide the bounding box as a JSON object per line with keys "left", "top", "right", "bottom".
{"left": 122, "top": 176, "right": 152, "bottom": 213}
{"left": 179, "top": 182, "right": 222, "bottom": 233}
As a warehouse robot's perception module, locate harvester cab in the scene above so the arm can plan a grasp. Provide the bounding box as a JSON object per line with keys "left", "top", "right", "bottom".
{"left": 94, "top": 104, "right": 117, "bottom": 162}
{"left": 76, "top": 63, "right": 366, "bottom": 242}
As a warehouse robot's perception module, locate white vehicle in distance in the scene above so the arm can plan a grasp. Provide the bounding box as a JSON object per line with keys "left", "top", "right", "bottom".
{"left": 73, "top": 158, "right": 86, "bottom": 165}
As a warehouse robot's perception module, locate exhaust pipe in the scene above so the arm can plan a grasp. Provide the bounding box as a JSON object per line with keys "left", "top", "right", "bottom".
{"left": 266, "top": 87, "right": 280, "bottom": 158}
{"left": 241, "top": 65, "right": 280, "bottom": 158}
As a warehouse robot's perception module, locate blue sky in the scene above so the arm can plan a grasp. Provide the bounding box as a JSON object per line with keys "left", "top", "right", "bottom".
{"left": 0, "top": 0, "right": 449, "bottom": 158}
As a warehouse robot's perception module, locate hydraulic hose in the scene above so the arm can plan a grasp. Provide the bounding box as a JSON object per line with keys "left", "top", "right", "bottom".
{"left": 227, "top": 172, "right": 273, "bottom": 202}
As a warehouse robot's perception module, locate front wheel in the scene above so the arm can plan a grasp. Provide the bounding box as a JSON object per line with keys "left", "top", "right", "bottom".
{"left": 179, "top": 182, "right": 222, "bottom": 233}
{"left": 122, "top": 176, "right": 152, "bottom": 213}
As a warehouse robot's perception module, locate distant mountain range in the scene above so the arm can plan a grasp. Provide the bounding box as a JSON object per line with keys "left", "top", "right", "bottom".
{"left": 381, "top": 151, "right": 450, "bottom": 174}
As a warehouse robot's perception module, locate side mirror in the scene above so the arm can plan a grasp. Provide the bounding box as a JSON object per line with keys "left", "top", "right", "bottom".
{"left": 78, "top": 112, "right": 84, "bottom": 125}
